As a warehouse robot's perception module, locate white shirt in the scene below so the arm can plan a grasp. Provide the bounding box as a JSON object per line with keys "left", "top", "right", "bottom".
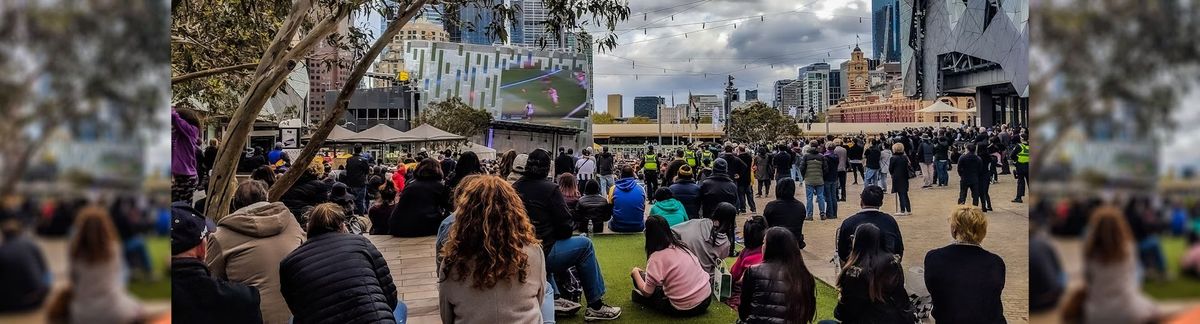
{"left": 575, "top": 156, "right": 596, "bottom": 180}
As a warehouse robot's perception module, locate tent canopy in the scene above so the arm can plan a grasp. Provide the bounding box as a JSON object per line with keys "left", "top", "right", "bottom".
{"left": 404, "top": 124, "right": 466, "bottom": 141}
{"left": 916, "top": 101, "right": 961, "bottom": 113}
{"left": 458, "top": 142, "right": 497, "bottom": 160}
{"left": 343, "top": 124, "right": 419, "bottom": 143}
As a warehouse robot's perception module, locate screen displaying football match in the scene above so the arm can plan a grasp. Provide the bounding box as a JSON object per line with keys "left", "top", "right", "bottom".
{"left": 498, "top": 62, "right": 589, "bottom": 128}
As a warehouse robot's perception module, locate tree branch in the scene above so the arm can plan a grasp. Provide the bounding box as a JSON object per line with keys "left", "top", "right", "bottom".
{"left": 269, "top": 0, "right": 429, "bottom": 200}
{"left": 171, "top": 62, "right": 259, "bottom": 84}
{"left": 254, "top": 0, "right": 313, "bottom": 80}
{"left": 206, "top": 2, "right": 352, "bottom": 221}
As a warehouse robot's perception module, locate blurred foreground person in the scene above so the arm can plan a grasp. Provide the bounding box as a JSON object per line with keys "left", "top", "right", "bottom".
{"left": 68, "top": 207, "right": 144, "bottom": 324}
{"left": 206, "top": 180, "right": 304, "bottom": 323}
{"left": 0, "top": 217, "right": 50, "bottom": 313}
{"left": 834, "top": 223, "right": 914, "bottom": 323}
{"left": 924, "top": 206, "right": 1005, "bottom": 323}
{"left": 739, "top": 227, "right": 817, "bottom": 324}
{"left": 171, "top": 203, "right": 262, "bottom": 324}
{"left": 280, "top": 203, "right": 404, "bottom": 323}
{"left": 1080, "top": 206, "right": 1162, "bottom": 324}
{"left": 440, "top": 175, "right": 547, "bottom": 323}
{"left": 630, "top": 215, "right": 711, "bottom": 317}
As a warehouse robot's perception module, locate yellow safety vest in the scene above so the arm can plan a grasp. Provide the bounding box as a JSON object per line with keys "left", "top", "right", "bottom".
{"left": 700, "top": 151, "right": 714, "bottom": 167}
{"left": 684, "top": 150, "right": 697, "bottom": 167}
{"left": 643, "top": 154, "right": 658, "bottom": 170}
{"left": 1017, "top": 144, "right": 1030, "bottom": 163}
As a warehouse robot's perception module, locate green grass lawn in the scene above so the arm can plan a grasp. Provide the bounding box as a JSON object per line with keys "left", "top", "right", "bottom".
{"left": 557, "top": 234, "right": 838, "bottom": 323}
{"left": 1144, "top": 236, "right": 1200, "bottom": 300}
{"left": 127, "top": 236, "right": 171, "bottom": 300}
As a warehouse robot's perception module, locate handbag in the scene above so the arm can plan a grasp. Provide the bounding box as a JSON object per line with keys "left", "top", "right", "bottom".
{"left": 714, "top": 258, "right": 733, "bottom": 301}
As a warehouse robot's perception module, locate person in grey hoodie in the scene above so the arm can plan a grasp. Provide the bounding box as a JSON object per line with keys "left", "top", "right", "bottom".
{"left": 206, "top": 180, "right": 306, "bottom": 323}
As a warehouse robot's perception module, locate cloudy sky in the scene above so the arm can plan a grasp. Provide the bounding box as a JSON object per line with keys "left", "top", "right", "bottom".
{"left": 1161, "top": 89, "right": 1200, "bottom": 173}
{"left": 587, "top": 0, "right": 875, "bottom": 116}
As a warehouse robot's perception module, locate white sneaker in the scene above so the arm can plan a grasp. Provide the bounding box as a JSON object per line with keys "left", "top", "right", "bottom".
{"left": 555, "top": 298, "right": 581, "bottom": 314}
{"left": 583, "top": 304, "right": 622, "bottom": 321}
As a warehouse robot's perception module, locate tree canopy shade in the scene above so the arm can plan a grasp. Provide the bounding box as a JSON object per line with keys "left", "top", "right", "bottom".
{"left": 1031, "top": 0, "right": 1200, "bottom": 175}
{"left": 0, "top": 0, "right": 168, "bottom": 196}
{"left": 176, "top": 0, "right": 632, "bottom": 219}
{"left": 413, "top": 97, "right": 493, "bottom": 140}
{"left": 591, "top": 112, "right": 616, "bottom": 124}
{"left": 726, "top": 101, "right": 801, "bottom": 144}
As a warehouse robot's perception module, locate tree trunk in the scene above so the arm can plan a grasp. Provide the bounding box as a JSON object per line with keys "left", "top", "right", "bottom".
{"left": 269, "top": 0, "right": 429, "bottom": 201}
{"left": 171, "top": 62, "right": 259, "bottom": 84}
{"left": 205, "top": 2, "right": 350, "bottom": 221}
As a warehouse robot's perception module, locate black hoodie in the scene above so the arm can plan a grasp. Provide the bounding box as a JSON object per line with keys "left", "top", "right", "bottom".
{"left": 761, "top": 178, "right": 807, "bottom": 248}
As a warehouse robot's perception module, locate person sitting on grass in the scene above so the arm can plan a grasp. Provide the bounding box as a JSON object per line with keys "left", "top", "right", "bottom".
{"left": 834, "top": 223, "right": 914, "bottom": 324}
{"left": 673, "top": 202, "right": 735, "bottom": 275}
{"left": 924, "top": 205, "right": 1006, "bottom": 324}
{"left": 609, "top": 165, "right": 647, "bottom": 232}
{"left": 439, "top": 175, "right": 548, "bottom": 323}
{"left": 573, "top": 179, "right": 612, "bottom": 234}
{"left": 739, "top": 227, "right": 817, "bottom": 324}
{"left": 630, "top": 215, "right": 713, "bottom": 317}
{"left": 650, "top": 187, "right": 688, "bottom": 227}
{"left": 0, "top": 217, "right": 51, "bottom": 313}
{"left": 514, "top": 149, "right": 622, "bottom": 320}
{"left": 668, "top": 165, "right": 702, "bottom": 220}
{"left": 762, "top": 178, "right": 807, "bottom": 249}
{"left": 726, "top": 216, "right": 767, "bottom": 310}
{"left": 1184, "top": 230, "right": 1200, "bottom": 278}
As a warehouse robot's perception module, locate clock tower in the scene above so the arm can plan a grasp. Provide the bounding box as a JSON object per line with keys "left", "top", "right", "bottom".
{"left": 846, "top": 45, "right": 869, "bottom": 101}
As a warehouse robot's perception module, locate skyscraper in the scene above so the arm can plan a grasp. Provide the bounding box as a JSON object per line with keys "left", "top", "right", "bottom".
{"left": 607, "top": 94, "right": 622, "bottom": 117}
{"left": 827, "top": 70, "right": 843, "bottom": 106}
{"left": 634, "top": 96, "right": 665, "bottom": 119}
{"left": 446, "top": 0, "right": 501, "bottom": 45}
{"left": 872, "top": 0, "right": 901, "bottom": 62}
{"left": 798, "top": 63, "right": 831, "bottom": 114}
{"left": 773, "top": 79, "right": 795, "bottom": 108}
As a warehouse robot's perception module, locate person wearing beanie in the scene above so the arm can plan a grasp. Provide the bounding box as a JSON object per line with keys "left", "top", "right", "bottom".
{"left": 670, "top": 165, "right": 702, "bottom": 219}
{"left": 699, "top": 159, "right": 738, "bottom": 219}
{"left": 172, "top": 205, "right": 263, "bottom": 324}
{"left": 649, "top": 188, "right": 688, "bottom": 227}
{"left": 268, "top": 141, "right": 292, "bottom": 172}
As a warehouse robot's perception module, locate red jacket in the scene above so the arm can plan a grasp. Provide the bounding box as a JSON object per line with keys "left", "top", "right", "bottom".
{"left": 391, "top": 164, "right": 407, "bottom": 193}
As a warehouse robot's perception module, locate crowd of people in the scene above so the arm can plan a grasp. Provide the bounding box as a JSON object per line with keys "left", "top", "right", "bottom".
{"left": 1031, "top": 195, "right": 1200, "bottom": 323}
{"left": 152, "top": 112, "right": 1031, "bottom": 322}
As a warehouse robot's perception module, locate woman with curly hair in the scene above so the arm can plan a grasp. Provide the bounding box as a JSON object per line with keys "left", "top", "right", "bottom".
{"left": 439, "top": 175, "right": 547, "bottom": 323}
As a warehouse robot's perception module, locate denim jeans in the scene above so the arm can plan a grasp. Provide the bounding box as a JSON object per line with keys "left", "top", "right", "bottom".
{"left": 738, "top": 184, "right": 756, "bottom": 212}
{"left": 863, "top": 168, "right": 880, "bottom": 191}
{"left": 805, "top": 184, "right": 826, "bottom": 217}
{"left": 823, "top": 182, "right": 839, "bottom": 219}
{"left": 597, "top": 174, "right": 615, "bottom": 195}
{"left": 547, "top": 236, "right": 606, "bottom": 305}
{"left": 935, "top": 160, "right": 949, "bottom": 186}
{"left": 791, "top": 165, "right": 801, "bottom": 181}
{"left": 350, "top": 186, "right": 368, "bottom": 215}
{"left": 878, "top": 173, "right": 888, "bottom": 192}
{"left": 394, "top": 300, "right": 408, "bottom": 323}
{"left": 542, "top": 279, "right": 556, "bottom": 324}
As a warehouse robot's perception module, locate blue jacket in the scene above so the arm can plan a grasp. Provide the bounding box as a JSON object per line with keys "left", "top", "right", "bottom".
{"left": 610, "top": 177, "right": 646, "bottom": 232}
{"left": 669, "top": 179, "right": 702, "bottom": 219}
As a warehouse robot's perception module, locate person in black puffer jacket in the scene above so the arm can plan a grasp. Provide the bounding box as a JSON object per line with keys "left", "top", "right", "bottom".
{"left": 698, "top": 159, "right": 738, "bottom": 219}
{"left": 280, "top": 203, "right": 402, "bottom": 324}
{"left": 573, "top": 180, "right": 613, "bottom": 234}
{"left": 762, "top": 178, "right": 807, "bottom": 249}
{"left": 668, "top": 166, "right": 702, "bottom": 220}
{"left": 280, "top": 161, "right": 332, "bottom": 225}
{"left": 388, "top": 159, "right": 451, "bottom": 237}
{"left": 739, "top": 227, "right": 817, "bottom": 324}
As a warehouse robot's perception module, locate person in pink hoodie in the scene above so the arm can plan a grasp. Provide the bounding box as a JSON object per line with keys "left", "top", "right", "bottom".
{"left": 727, "top": 216, "right": 767, "bottom": 309}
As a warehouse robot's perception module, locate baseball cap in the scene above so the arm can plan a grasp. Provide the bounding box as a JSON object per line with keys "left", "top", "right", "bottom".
{"left": 171, "top": 202, "right": 209, "bottom": 255}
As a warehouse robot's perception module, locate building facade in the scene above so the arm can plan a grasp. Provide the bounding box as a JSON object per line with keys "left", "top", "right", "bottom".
{"left": 827, "top": 88, "right": 925, "bottom": 123}
{"left": 606, "top": 94, "right": 622, "bottom": 117}
{"left": 827, "top": 70, "right": 842, "bottom": 106}
{"left": 744, "top": 89, "right": 758, "bottom": 102}
{"left": 873, "top": 0, "right": 902, "bottom": 62}
{"left": 373, "top": 18, "right": 449, "bottom": 88}
{"left": 799, "top": 63, "right": 831, "bottom": 114}
{"left": 446, "top": 0, "right": 501, "bottom": 45}
{"left": 915, "top": 96, "right": 976, "bottom": 123}
{"left": 845, "top": 46, "right": 870, "bottom": 101}
{"left": 633, "top": 96, "right": 664, "bottom": 119}
{"left": 778, "top": 82, "right": 802, "bottom": 114}
{"left": 691, "top": 94, "right": 721, "bottom": 119}
{"left": 329, "top": 86, "right": 419, "bottom": 132}
{"left": 772, "top": 79, "right": 795, "bottom": 108}
{"left": 307, "top": 15, "right": 353, "bottom": 124}
{"left": 901, "top": 0, "right": 1028, "bottom": 126}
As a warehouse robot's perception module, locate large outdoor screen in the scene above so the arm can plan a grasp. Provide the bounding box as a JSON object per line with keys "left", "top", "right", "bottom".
{"left": 498, "top": 61, "right": 589, "bottom": 128}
